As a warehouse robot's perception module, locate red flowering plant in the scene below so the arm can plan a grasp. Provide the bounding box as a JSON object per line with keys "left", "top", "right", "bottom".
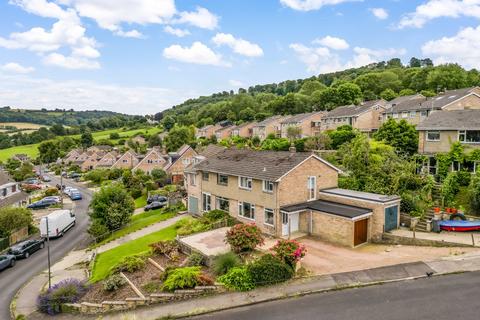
{"left": 271, "top": 239, "right": 306, "bottom": 268}
{"left": 225, "top": 223, "right": 265, "bottom": 253}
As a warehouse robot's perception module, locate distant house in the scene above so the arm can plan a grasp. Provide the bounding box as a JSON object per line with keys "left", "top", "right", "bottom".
{"left": 12, "top": 154, "right": 30, "bottom": 162}
{"left": 383, "top": 87, "right": 480, "bottom": 125}
{"left": 63, "top": 149, "right": 82, "bottom": 164}
{"left": 0, "top": 171, "right": 28, "bottom": 208}
{"left": 280, "top": 111, "right": 326, "bottom": 139}
{"left": 252, "top": 115, "right": 290, "bottom": 140}
{"left": 133, "top": 149, "right": 168, "bottom": 174}
{"left": 87, "top": 145, "right": 112, "bottom": 153}
{"left": 214, "top": 125, "right": 235, "bottom": 140}
{"left": 230, "top": 122, "right": 257, "bottom": 138}
{"left": 112, "top": 150, "right": 141, "bottom": 170}
{"left": 164, "top": 145, "right": 198, "bottom": 184}
{"left": 95, "top": 151, "right": 119, "bottom": 169}
{"left": 80, "top": 151, "right": 106, "bottom": 172}
{"left": 321, "top": 100, "right": 387, "bottom": 133}
{"left": 195, "top": 124, "right": 222, "bottom": 139}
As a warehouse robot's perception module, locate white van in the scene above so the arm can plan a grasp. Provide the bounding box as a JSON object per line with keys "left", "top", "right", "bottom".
{"left": 40, "top": 210, "right": 76, "bottom": 238}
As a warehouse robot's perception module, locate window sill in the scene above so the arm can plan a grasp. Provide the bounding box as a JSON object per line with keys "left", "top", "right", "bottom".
{"left": 264, "top": 222, "right": 274, "bottom": 227}
{"left": 238, "top": 215, "right": 255, "bottom": 221}
{"left": 262, "top": 190, "right": 273, "bottom": 194}
{"left": 239, "top": 187, "right": 252, "bottom": 191}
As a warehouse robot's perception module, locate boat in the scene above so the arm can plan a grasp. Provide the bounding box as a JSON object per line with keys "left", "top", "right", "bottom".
{"left": 439, "top": 220, "right": 480, "bottom": 232}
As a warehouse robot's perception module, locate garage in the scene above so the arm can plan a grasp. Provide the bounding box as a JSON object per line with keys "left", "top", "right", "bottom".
{"left": 354, "top": 218, "right": 368, "bottom": 246}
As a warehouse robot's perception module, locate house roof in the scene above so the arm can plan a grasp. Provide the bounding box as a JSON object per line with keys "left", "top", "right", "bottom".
{"left": 320, "top": 188, "right": 400, "bottom": 203}
{"left": 388, "top": 94, "right": 425, "bottom": 107}
{"left": 231, "top": 122, "right": 256, "bottom": 131}
{"left": 281, "top": 112, "right": 324, "bottom": 124}
{"left": 215, "top": 125, "right": 234, "bottom": 133}
{"left": 198, "top": 144, "right": 226, "bottom": 158}
{"left": 416, "top": 110, "right": 480, "bottom": 131}
{"left": 0, "top": 170, "right": 14, "bottom": 185}
{"left": 255, "top": 115, "right": 290, "bottom": 127}
{"left": 281, "top": 199, "right": 372, "bottom": 219}
{"left": 191, "top": 148, "right": 339, "bottom": 182}
{"left": 0, "top": 190, "right": 29, "bottom": 207}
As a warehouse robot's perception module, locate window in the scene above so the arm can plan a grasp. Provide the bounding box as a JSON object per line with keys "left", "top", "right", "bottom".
{"left": 202, "top": 172, "right": 209, "bottom": 181}
{"left": 182, "top": 158, "right": 190, "bottom": 165}
{"left": 402, "top": 112, "right": 409, "bottom": 118}
{"left": 189, "top": 173, "right": 196, "bottom": 186}
{"left": 239, "top": 176, "right": 252, "bottom": 190}
{"left": 238, "top": 202, "right": 255, "bottom": 220}
{"left": 263, "top": 180, "right": 274, "bottom": 193}
{"left": 11, "top": 185, "right": 16, "bottom": 193}
{"left": 122, "top": 159, "right": 128, "bottom": 163}
{"left": 216, "top": 197, "right": 229, "bottom": 212}
{"left": 202, "top": 193, "right": 211, "bottom": 212}
{"left": 392, "top": 113, "right": 399, "bottom": 119}
{"left": 426, "top": 131, "right": 440, "bottom": 141}
{"left": 307, "top": 176, "right": 316, "bottom": 200}
{"left": 264, "top": 208, "right": 274, "bottom": 226}
{"left": 459, "top": 130, "right": 480, "bottom": 143}
{"left": 420, "top": 111, "right": 428, "bottom": 117}
{"left": 1, "top": 188, "right": 6, "bottom": 197}
{"left": 217, "top": 174, "right": 228, "bottom": 186}
{"left": 409, "top": 111, "right": 416, "bottom": 118}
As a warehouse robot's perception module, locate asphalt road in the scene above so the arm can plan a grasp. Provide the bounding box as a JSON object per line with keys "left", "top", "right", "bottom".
{"left": 0, "top": 175, "right": 92, "bottom": 319}
{"left": 191, "top": 271, "right": 480, "bottom": 320}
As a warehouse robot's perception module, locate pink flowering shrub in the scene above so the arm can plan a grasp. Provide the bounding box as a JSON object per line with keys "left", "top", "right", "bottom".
{"left": 271, "top": 239, "right": 306, "bottom": 268}
{"left": 225, "top": 223, "right": 264, "bottom": 253}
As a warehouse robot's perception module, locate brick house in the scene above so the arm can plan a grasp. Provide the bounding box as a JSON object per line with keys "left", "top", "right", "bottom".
{"left": 252, "top": 115, "right": 290, "bottom": 140}
{"left": 164, "top": 145, "right": 198, "bottom": 184}
{"left": 280, "top": 111, "right": 326, "bottom": 139}
{"left": 383, "top": 87, "right": 480, "bottom": 125}
{"left": 185, "top": 148, "right": 400, "bottom": 247}
{"left": 417, "top": 110, "right": 480, "bottom": 174}
{"left": 230, "top": 122, "right": 256, "bottom": 138}
{"left": 195, "top": 124, "right": 222, "bottom": 139}
{"left": 80, "top": 152, "right": 105, "bottom": 172}
{"left": 112, "top": 150, "right": 141, "bottom": 170}
{"left": 0, "top": 170, "right": 28, "bottom": 208}
{"left": 63, "top": 149, "right": 82, "bottom": 164}
{"left": 214, "top": 125, "right": 235, "bottom": 140}
{"left": 133, "top": 148, "right": 168, "bottom": 174}
{"left": 95, "top": 151, "right": 119, "bottom": 169}
{"left": 87, "top": 145, "right": 112, "bottom": 153}
{"left": 320, "top": 100, "right": 387, "bottom": 134}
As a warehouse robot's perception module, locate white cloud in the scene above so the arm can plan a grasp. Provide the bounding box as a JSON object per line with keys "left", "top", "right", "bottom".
{"left": 1, "top": 62, "right": 34, "bottom": 74}
{"left": 312, "top": 36, "right": 349, "bottom": 50}
{"left": 164, "top": 26, "right": 191, "bottom": 37}
{"left": 370, "top": 8, "right": 388, "bottom": 20}
{"left": 280, "top": 0, "right": 361, "bottom": 11}
{"left": 115, "top": 29, "right": 143, "bottom": 38}
{"left": 229, "top": 80, "right": 244, "bottom": 87}
{"left": 163, "top": 41, "right": 230, "bottom": 67}
{"left": 422, "top": 25, "right": 480, "bottom": 69}
{"left": 398, "top": 0, "right": 480, "bottom": 29}
{"left": 43, "top": 53, "right": 100, "bottom": 69}
{"left": 212, "top": 33, "right": 264, "bottom": 57}
{"left": 174, "top": 7, "right": 219, "bottom": 30}
{"left": 346, "top": 47, "right": 406, "bottom": 68}
{"left": 0, "top": 73, "right": 199, "bottom": 115}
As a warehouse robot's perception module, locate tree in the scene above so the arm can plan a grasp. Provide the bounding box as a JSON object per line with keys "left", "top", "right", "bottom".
{"left": 409, "top": 57, "right": 421, "bottom": 68}
{"left": 0, "top": 207, "right": 34, "bottom": 237}
{"left": 469, "top": 172, "right": 480, "bottom": 215}
{"left": 326, "top": 125, "right": 358, "bottom": 149}
{"left": 89, "top": 183, "right": 135, "bottom": 231}
{"left": 162, "top": 115, "right": 176, "bottom": 131}
{"left": 164, "top": 125, "right": 194, "bottom": 152}
{"left": 239, "top": 107, "right": 255, "bottom": 122}
{"left": 151, "top": 168, "right": 168, "bottom": 185}
{"left": 380, "top": 88, "right": 397, "bottom": 101}
{"left": 286, "top": 126, "right": 302, "bottom": 142}
{"left": 374, "top": 119, "right": 418, "bottom": 155}
{"left": 399, "top": 89, "right": 416, "bottom": 96}
{"left": 311, "top": 88, "right": 339, "bottom": 110}
{"left": 109, "top": 132, "right": 120, "bottom": 139}
{"left": 304, "top": 134, "right": 331, "bottom": 151}
{"left": 426, "top": 63, "right": 468, "bottom": 91}
{"left": 80, "top": 131, "right": 93, "bottom": 148}
{"left": 38, "top": 141, "right": 61, "bottom": 164}
{"left": 299, "top": 80, "right": 326, "bottom": 96}
{"left": 50, "top": 124, "right": 66, "bottom": 136}
{"left": 336, "top": 83, "right": 363, "bottom": 105}
{"left": 148, "top": 134, "right": 162, "bottom": 148}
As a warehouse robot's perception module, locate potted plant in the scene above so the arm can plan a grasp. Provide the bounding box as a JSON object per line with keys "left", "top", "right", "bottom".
{"left": 434, "top": 207, "right": 441, "bottom": 213}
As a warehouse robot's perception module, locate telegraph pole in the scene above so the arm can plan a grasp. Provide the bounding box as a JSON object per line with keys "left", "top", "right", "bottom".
{"left": 46, "top": 217, "right": 51, "bottom": 289}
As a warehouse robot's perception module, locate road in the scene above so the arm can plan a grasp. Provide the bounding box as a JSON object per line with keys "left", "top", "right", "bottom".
{"left": 191, "top": 271, "right": 480, "bottom": 320}
{"left": 0, "top": 175, "right": 92, "bottom": 319}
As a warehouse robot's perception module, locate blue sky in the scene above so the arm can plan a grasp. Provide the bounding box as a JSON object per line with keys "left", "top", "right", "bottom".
{"left": 0, "top": 0, "right": 479, "bottom": 115}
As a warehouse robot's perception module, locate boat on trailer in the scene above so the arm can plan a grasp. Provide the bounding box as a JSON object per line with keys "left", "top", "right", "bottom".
{"left": 439, "top": 220, "right": 480, "bottom": 232}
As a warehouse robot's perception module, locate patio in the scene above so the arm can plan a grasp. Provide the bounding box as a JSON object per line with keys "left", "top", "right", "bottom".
{"left": 178, "top": 227, "right": 231, "bottom": 257}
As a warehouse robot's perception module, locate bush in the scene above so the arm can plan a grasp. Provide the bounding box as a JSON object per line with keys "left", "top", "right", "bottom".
{"left": 400, "top": 192, "right": 418, "bottom": 214}
{"left": 186, "top": 252, "right": 204, "bottom": 267}
{"left": 150, "top": 240, "right": 179, "bottom": 256}
{"left": 87, "top": 219, "right": 110, "bottom": 241}
{"left": 218, "top": 267, "right": 255, "bottom": 291}
{"left": 213, "top": 252, "right": 241, "bottom": 276}
{"left": 247, "top": 254, "right": 293, "bottom": 286}
{"left": 469, "top": 173, "right": 480, "bottom": 215}
{"left": 162, "top": 266, "right": 201, "bottom": 291}
{"left": 225, "top": 223, "right": 264, "bottom": 253}
{"left": 103, "top": 274, "right": 127, "bottom": 291}
{"left": 197, "top": 273, "right": 215, "bottom": 286}
{"left": 129, "top": 187, "right": 143, "bottom": 200}
{"left": 113, "top": 255, "right": 145, "bottom": 273}
{"left": 271, "top": 239, "right": 306, "bottom": 268}
{"left": 37, "top": 279, "right": 87, "bottom": 315}
{"left": 44, "top": 188, "right": 59, "bottom": 197}
{"left": 176, "top": 218, "right": 209, "bottom": 236}
{"left": 457, "top": 170, "right": 471, "bottom": 187}
{"left": 442, "top": 172, "right": 460, "bottom": 207}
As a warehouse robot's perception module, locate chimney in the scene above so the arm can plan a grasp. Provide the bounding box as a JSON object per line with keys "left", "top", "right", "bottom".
{"left": 289, "top": 143, "right": 296, "bottom": 153}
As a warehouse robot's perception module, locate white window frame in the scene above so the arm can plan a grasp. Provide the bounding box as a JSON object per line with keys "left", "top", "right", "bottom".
{"left": 409, "top": 111, "right": 416, "bottom": 118}
{"left": 202, "top": 192, "right": 211, "bottom": 212}
{"left": 239, "top": 176, "right": 252, "bottom": 190}
{"left": 238, "top": 202, "right": 255, "bottom": 220}
{"left": 189, "top": 173, "right": 196, "bottom": 186}
{"left": 459, "top": 130, "right": 480, "bottom": 144}
{"left": 307, "top": 176, "right": 316, "bottom": 201}
{"left": 264, "top": 208, "right": 274, "bottom": 226}
{"left": 202, "top": 172, "right": 209, "bottom": 181}
{"left": 402, "top": 112, "right": 409, "bottom": 118}
{"left": 426, "top": 130, "right": 441, "bottom": 142}
{"left": 262, "top": 180, "right": 274, "bottom": 193}
{"left": 216, "top": 196, "right": 230, "bottom": 212}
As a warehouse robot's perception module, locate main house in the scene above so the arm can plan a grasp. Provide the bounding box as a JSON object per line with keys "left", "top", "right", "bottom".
{"left": 280, "top": 111, "right": 326, "bottom": 139}
{"left": 185, "top": 148, "right": 400, "bottom": 247}
{"left": 0, "top": 170, "right": 28, "bottom": 208}
{"left": 320, "top": 99, "right": 387, "bottom": 134}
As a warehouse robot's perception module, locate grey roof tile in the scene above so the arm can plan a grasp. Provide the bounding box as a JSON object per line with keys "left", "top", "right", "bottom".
{"left": 416, "top": 110, "right": 480, "bottom": 130}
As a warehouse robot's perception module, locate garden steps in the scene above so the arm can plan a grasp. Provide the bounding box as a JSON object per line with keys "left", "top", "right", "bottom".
{"left": 416, "top": 211, "right": 435, "bottom": 232}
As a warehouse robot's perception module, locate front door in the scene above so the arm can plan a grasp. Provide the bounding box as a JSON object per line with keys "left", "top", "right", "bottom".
{"left": 281, "top": 212, "right": 299, "bottom": 236}
{"left": 384, "top": 205, "right": 399, "bottom": 232}
{"left": 282, "top": 212, "right": 289, "bottom": 236}
{"left": 354, "top": 219, "right": 368, "bottom": 246}
{"left": 290, "top": 213, "right": 299, "bottom": 233}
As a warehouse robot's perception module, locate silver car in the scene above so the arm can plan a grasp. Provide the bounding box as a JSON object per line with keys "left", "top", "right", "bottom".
{"left": 0, "top": 254, "right": 16, "bottom": 271}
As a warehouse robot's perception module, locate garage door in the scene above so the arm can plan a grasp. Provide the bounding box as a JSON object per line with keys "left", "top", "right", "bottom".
{"left": 384, "top": 205, "right": 398, "bottom": 232}
{"left": 354, "top": 219, "right": 368, "bottom": 246}
{"left": 188, "top": 196, "right": 199, "bottom": 215}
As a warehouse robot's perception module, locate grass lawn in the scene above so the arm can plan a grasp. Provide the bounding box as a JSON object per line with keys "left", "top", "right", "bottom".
{"left": 134, "top": 194, "right": 148, "bottom": 209}
{"left": 0, "top": 143, "right": 40, "bottom": 162}
{"left": 90, "top": 218, "right": 188, "bottom": 282}
{"left": 92, "top": 208, "right": 176, "bottom": 248}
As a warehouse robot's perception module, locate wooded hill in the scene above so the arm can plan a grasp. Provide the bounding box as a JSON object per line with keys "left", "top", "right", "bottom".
{"left": 155, "top": 58, "right": 480, "bottom": 129}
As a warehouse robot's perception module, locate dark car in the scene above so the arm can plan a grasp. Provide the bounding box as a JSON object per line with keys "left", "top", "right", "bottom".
{"left": 0, "top": 254, "right": 16, "bottom": 271}
{"left": 145, "top": 199, "right": 168, "bottom": 211}
{"left": 25, "top": 178, "right": 40, "bottom": 185}
{"left": 8, "top": 239, "right": 45, "bottom": 259}
{"left": 147, "top": 194, "right": 167, "bottom": 204}
{"left": 67, "top": 172, "right": 81, "bottom": 179}
{"left": 27, "top": 198, "right": 58, "bottom": 209}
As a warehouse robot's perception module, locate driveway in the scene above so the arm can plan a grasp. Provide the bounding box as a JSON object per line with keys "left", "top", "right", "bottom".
{"left": 299, "top": 237, "right": 480, "bottom": 275}
{"left": 0, "top": 175, "right": 92, "bottom": 320}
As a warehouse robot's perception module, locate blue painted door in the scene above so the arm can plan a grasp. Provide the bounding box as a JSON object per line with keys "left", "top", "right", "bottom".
{"left": 384, "top": 205, "right": 398, "bottom": 232}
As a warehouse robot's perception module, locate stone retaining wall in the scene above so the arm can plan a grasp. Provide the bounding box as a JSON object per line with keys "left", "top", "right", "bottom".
{"left": 376, "top": 233, "right": 472, "bottom": 248}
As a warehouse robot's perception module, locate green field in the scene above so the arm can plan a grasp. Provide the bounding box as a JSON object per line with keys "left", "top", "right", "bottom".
{"left": 0, "top": 126, "right": 161, "bottom": 162}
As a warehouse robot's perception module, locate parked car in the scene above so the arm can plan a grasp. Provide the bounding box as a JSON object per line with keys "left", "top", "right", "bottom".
{"left": 25, "top": 178, "right": 40, "bottom": 185}
{"left": 69, "top": 192, "right": 82, "bottom": 201}
{"left": 27, "top": 198, "right": 58, "bottom": 209}
{"left": 67, "top": 172, "right": 81, "bottom": 179}
{"left": 21, "top": 183, "right": 42, "bottom": 191}
{"left": 40, "top": 175, "right": 51, "bottom": 182}
{"left": 8, "top": 239, "right": 45, "bottom": 259}
{"left": 0, "top": 254, "right": 16, "bottom": 271}
{"left": 40, "top": 210, "right": 76, "bottom": 238}
{"left": 147, "top": 194, "right": 167, "bottom": 204}
{"left": 42, "top": 196, "right": 61, "bottom": 203}
{"left": 145, "top": 199, "right": 168, "bottom": 211}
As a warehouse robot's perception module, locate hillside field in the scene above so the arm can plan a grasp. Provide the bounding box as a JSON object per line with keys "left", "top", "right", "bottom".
{"left": 0, "top": 122, "right": 48, "bottom": 130}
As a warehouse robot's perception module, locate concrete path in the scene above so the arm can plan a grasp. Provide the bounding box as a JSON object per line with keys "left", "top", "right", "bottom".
{"left": 95, "top": 215, "right": 185, "bottom": 254}
{"left": 391, "top": 228, "right": 480, "bottom": 247}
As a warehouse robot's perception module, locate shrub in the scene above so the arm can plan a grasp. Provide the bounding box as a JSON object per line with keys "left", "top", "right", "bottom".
{"left": 37, "top": 279, "right": 87, "bottom": 315}
{"left": 469, "top": 173, "right": 480, "bottom": 215}
{"left": 197, "top": 273, "right": 215, "bottom": 286}
{"left": 202, "top": 209, "right": 232, "bottom": 224}
{"left": 271, "top": 239, "right": 306, "bottom": 268}
{"left": 186, "top": 252, "right": 204, "bottom": 267}
{"left": 176, "top": 218, "right": 209, "bottom": 236}
{"left": 442, "top": 172, "right": 460, "bottom": 207}
{"left": 213, "top": 252, "right": 241, "bottom": 276}
{"left": 218, "top": 267, "right": 255, "bottom": 291}
{"left": 103, "top": 274, "right": 127, "bottom": 291}
{"left": 225, "top": 223, "right": 264, "bottom": 253}
{"left": 150, "top": 240, "right": 180, "bottom": 257}
{"left": 87, "top": 219, "right": 110, "bottom": 241}
{"left": 457, "top": 170, "right": 471, "bottom": 187}
{"left": 129, "top": 187, "right": 143, "bottom": 199}
{"left": 247, "top": 254, "right": 293, "bottom": 286}
{"left": 44, "top": 188, "right": 59, "bottom": 197}
{"left": 162, "top": 266, "right": 201, "bottom": 291}
{"left": 400, "top": 192, "right": 419, "bottom": 214}
{"left": 142, "top": 281, "right": 162, "bottom": 293}
{"left": 113, "top": 255, "right": 145, "bottom": 273}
